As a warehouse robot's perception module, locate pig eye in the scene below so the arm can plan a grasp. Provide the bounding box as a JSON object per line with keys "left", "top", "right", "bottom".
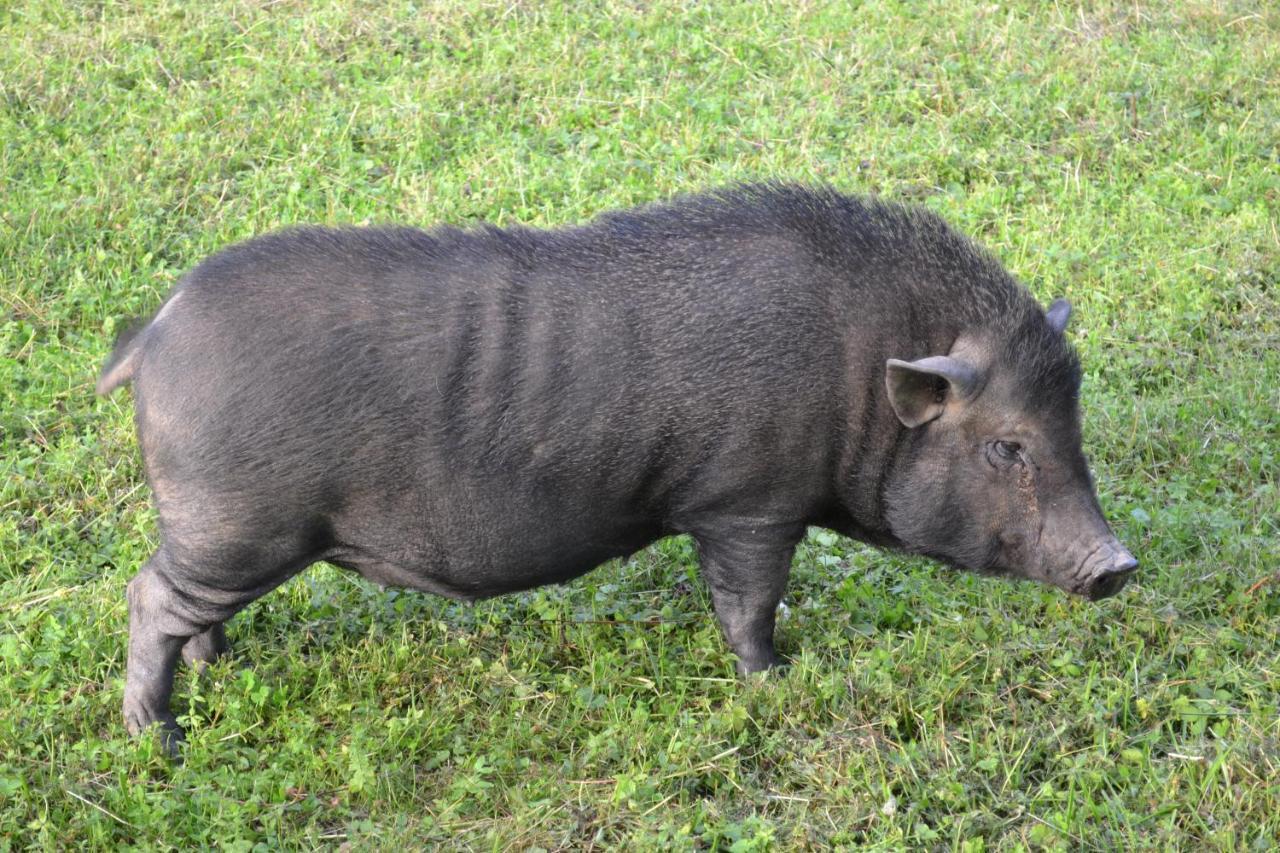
{"left": 994, "top": 440, "right": 1022, "bottom": 460}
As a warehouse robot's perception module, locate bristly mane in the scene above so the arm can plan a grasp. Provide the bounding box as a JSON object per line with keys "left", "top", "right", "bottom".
{"left": 589, "top": 182, "right": 1081, "bottom": 405}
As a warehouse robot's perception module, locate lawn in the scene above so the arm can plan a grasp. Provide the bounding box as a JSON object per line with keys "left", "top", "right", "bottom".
{"left": 2, "top": 0, "right": 1278, "bottom": 848}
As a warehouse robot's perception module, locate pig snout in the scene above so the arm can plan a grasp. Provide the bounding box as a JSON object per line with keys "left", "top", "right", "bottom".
{"left": 1081, "top": 543, "right": 1138, "bottom": 601}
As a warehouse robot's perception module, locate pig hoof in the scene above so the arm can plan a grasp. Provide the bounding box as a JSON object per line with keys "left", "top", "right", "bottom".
{"left": 124, "top": 705, "right": 185, "bottom": 757}
{"left": 736, "top": 649, "right": 787, "bottom": 676}
{"left": 181, "top": 624, "right": 229, "bottom": 670}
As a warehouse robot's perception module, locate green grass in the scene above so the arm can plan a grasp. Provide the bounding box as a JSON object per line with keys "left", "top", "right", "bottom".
{"left": 2, "top": 0, "right": 1278, "bottom": 848}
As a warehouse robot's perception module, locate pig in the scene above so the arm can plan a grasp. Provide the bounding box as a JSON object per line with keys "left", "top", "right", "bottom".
{"left": 97, "top": 184, "right": 1136, "bottom": 748}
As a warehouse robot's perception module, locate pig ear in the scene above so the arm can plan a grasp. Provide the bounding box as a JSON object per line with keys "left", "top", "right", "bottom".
{"left": 885, "top": 356, "right": 980, "bottom": 428}
{"left": 1046, "top": 298, "right": 1072, "bottom": 334}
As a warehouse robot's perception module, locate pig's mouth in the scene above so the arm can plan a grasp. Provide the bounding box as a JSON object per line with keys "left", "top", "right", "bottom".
{"left": 1072, "top": 563, "right": 1137, "bottom": 600}
{"left": 1081, "top": 568, "right": 1134, "bottom": 600}
{"left": 1064, "top": 543, "right": 1139, "bottom": 600}
{"left": 926, "top": 540, "right": 1137, "bottom": 601}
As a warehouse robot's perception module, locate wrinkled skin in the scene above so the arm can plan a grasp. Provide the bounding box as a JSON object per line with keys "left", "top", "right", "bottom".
{"left": 97, "top": 185, "right": 1136, "bottom": 751}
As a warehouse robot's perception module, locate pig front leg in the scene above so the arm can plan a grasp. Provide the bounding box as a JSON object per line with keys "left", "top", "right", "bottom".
{"left": 181, "top": 623, "right": 229, "bottom": 669}
{"left": 694, "top": 526, "right": 801, "bottom": 674}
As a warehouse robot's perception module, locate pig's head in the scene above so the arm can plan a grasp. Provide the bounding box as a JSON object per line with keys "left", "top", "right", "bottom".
{"left": 880, "top": 298, "right": 1137, "bottom": 600}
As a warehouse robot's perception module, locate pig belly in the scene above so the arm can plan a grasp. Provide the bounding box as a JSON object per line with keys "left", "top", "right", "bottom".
{"left": 324, "top": 510, "right": 662, "bottom": 601}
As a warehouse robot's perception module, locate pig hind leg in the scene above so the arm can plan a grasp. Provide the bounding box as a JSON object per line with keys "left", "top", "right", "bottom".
{"left": 123, "top": 536, "right": 308, "bottom": 752}
{"left": 123, "top": 549, "right": 214, "bottom": 751}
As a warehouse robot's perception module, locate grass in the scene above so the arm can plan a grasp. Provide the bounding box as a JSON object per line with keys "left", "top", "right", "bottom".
{"left": 2, "top": 0, "right": 1277, "bottom": 848}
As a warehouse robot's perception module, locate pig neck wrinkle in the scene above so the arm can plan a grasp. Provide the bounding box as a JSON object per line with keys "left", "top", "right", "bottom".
{"left": 835, "top": 409, "right": 904, "bottom": 541}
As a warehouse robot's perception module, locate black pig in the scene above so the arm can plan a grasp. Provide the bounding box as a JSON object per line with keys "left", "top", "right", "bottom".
{"left": 98, "top": 185, "right": 1136, "bottom": 747}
